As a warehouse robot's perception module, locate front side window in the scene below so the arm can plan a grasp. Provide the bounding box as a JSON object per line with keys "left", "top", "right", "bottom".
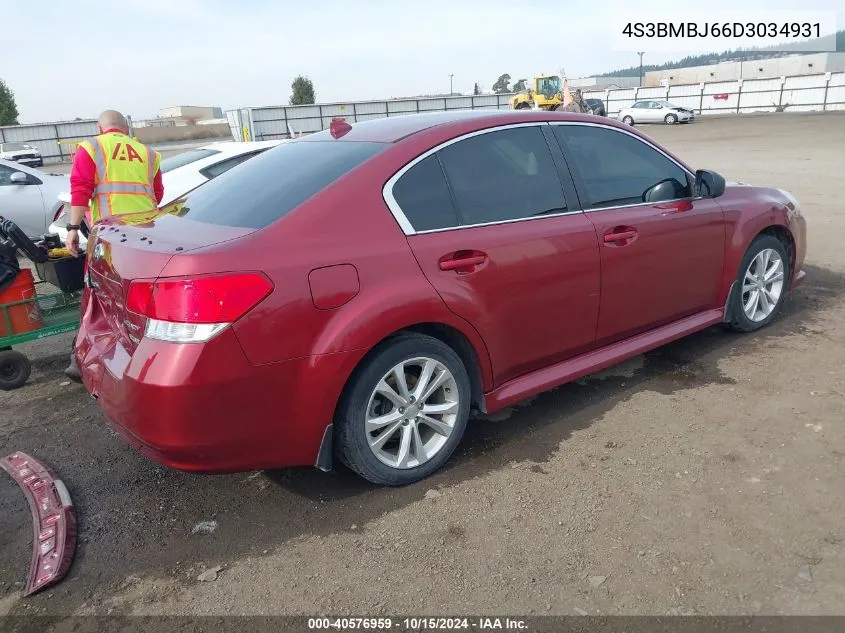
{"left": 436, "top": 126, "right": 567, "bottom": 226}
{"left": 553, "top": 124, "right": 691, "bottom": 208}
{"left": 0, "top": 164, "right": 17, "bottom": 186}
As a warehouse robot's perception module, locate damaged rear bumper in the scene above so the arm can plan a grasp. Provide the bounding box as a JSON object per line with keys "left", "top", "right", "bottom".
{"left": 0, "top": 452, "right": 77, "bottom": 596}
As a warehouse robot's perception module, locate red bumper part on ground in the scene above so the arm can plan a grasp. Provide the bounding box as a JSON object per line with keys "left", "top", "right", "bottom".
{"left": 0, "top": 452, "right": 77, "bottom": 596}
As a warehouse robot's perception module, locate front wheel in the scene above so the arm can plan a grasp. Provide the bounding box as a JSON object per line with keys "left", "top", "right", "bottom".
{"left": 665, "top": 113, "right": 678, "bottom": 124}
{"left": 334, "top": 333, "right": 471, "bottom": 486}
{"left": 726, "top": 235, "right": 790, "bottom": 333}
{"left": 0, "top": 350, "right": 31, "bottom": 391}
{"left": 622, "top": 115, "right": 634, "bottom": 125}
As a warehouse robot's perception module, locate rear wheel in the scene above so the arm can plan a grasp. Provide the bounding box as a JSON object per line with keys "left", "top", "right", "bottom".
{"left": 334, "top": 333, "right": 471, "bottom": 486}
{"left": 726, "top": 235, "right": 790, "bottom": 333}
{"left": 0, "top": 350, "right": 31, "bottom": 391}
{"left": 665, "top": 113, "right": 678, "bottom": 124}
{"left": 515, "top": 102, "right": 530, "bottom": 110}
{"left": 622, "top": 115, "right": 634, "bottom": 125}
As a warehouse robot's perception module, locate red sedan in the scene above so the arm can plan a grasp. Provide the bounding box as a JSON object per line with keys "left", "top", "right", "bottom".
{"left": 75, "top": 110, "right": 807, "bottom": 486}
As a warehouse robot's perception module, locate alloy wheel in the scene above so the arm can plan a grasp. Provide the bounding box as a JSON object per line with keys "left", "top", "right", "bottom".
{"left": 742, "top": 248, "right": 785, "bottom": 322}
{"left": 365, "top": 357, "right": 460, "bottom": 470}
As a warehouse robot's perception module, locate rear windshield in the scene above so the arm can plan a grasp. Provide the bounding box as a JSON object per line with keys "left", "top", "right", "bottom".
{"left": 160, "top": 148, "right": 221, "bottom": 173}
{"left": 163, "top": 140, "right": 385, "bottom": 229}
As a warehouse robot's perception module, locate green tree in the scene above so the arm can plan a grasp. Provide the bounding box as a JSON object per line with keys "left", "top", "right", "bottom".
{"left": 512, "top": 79, "right": 527, "bottom": 92}
{"left": 491, "top": 73, "right": 511, "bottom": 94}
{"left": 473, "top": 82, "right": 481, "bottom": 95}
{"left": 289, "top": 75, "right": 316, "bottom": 106}
{"left": 0, "top": 78, "right": 19, "bottom": 126}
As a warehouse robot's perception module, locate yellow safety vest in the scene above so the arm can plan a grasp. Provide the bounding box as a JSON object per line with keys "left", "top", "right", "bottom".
{"left": 78, "top": 132, "right": 160, "bottom": 224}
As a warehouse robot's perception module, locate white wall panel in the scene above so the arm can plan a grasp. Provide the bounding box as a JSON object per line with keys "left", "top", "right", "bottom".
{"left": 669, "top": 84, "right": 702, "bottom": 97}
{"left": 636, "top": 87, "right": 669, "bottom": 99}
{"left": 825, "top": 85, "right": 845, "bottom": 103}
{"left": 445, "top": 97, "right": 473, "bottom": 109}
{"left": 417, "top": 98, "right": 447, "bottom": 112}
{"left": 739, "top": 91, "right": 782, "bottom": 109}
{"left": 828, "top": 72, "right": 845, "bottom": 87}
{"left": 355, "top": 101, "right": 388, "bottom": 115}
{"left": 741, "top": 78, "right": 783, "bottom": 93}
{"left": 286, "top": 106, "right": 321, "bottom": 120}
{"left": 783, "top": 74, "right": 828, "bottom": 90}
{"left": 387, "top": 100, "right": 418, "bottom": 113}
{"left": 250, "top": 107, "right": 285, "bottom": 122}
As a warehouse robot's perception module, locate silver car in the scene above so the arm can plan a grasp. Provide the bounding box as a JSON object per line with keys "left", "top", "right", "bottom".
{"left": 617, "top": 100, "right": 695, "bottom": 126}
{"left": 0, "top": 159, "right": 69, "bottom": 238}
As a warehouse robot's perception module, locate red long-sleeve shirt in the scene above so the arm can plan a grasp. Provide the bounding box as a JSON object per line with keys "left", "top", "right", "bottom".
{"left": 70, "top": 128, "right": 164, "bottom": 209}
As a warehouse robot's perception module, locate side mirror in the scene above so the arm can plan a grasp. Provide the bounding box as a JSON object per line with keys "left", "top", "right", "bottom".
{"left": 695, "top": 169, "right": 726, "bottom": 198}
{"left": 643, "top": 178, "right": 684, "bottom": 203}
{"left": 10, "top": 172, "right": 28, "bottom": 184}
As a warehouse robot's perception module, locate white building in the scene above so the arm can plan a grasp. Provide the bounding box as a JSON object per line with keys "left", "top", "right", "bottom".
{"left": 569, "top": 75, "right": 641, "bottom": 89}
{"left": 645, "top": 52, "right": 845, "bottom": 86}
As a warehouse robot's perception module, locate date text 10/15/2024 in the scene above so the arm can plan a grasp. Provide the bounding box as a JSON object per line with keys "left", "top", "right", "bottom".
{"left": 621, "top": 22, "right": 822, "bottom": 39}
{"left": 307, "top": 617, "right": 528, "bottom": 630}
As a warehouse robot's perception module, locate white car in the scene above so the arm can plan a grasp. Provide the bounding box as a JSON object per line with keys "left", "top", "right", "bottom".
{"left": 617, "top": 100, "right": 695, "bottom": 126}
{"left": 49, "top": 139, "right": 286, "bottom": 248}
{"left": 0, "top": 158, "right": 69, "bottom": 237}
{"left": 0, "top": 142, "right": 44, "bottom": 167}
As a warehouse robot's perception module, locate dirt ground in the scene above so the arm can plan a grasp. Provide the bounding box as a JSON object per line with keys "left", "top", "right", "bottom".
{"left": 1, "top": 113, "right": 844, "bottom": 619}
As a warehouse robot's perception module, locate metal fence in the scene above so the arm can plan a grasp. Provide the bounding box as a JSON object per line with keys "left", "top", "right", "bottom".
{"left": 0, "top": 119, "right": 99, "bottom": 164}
{"left": 3, "top": 70, "right": 843, "bottom": 160}
{"left": 229, "top": 94, "right": 515, "bottom": 141}
{"left": 229, "top": 71, "right": 845, "bottom": 141}
{"left": 581, "top": 71, "right": 844, "bottom": 116}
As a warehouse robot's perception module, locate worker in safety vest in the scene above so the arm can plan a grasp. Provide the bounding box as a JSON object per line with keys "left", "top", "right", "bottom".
{"left": 64, "top": 110, "right": 163, "bottom": 256}
{"left": 64, "top": 109, "right": 163, "bottom": 381}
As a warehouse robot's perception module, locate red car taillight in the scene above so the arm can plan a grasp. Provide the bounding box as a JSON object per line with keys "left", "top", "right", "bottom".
{"left": 53, "top": 204, "right": 66, "bottom": 222}
{"left": 126, "top": 272, "right": 273, "bottom": 343}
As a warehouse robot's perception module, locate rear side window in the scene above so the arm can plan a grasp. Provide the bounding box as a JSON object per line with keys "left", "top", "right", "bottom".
{"left": 436, "top": 126, "right": 567, "bottom": 226}
{"left": 169, "top": 140, "right": 385, "bottom": 229}
{"left": 160, "top": 148, "right": 221, "bottom": 173}
{"left": 391, "top": 155, "right": 459, "bottom": 231}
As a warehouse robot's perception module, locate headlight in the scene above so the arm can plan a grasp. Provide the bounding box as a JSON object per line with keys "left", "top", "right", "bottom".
{"left": 778, "top": 188, "right": 801, "bottom": 213}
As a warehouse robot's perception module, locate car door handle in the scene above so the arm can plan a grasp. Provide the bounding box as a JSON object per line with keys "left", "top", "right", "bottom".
{"left": 439, "top": 250, "right": 488, "bottom": 272}
{"left": 603, "top": 229, "right": 637, "bottom": 243}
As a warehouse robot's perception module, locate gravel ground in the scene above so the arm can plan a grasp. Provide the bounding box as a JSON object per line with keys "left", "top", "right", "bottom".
{"left": 1, "top": 113, "right": 844, "bottom": 619}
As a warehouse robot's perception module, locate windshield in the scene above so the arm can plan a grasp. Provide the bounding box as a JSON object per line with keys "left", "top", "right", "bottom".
{"left": 160, "top": 148, "right": 221, "bottom": 173}
{"left": 159, "top": 139, "right": 386, "bottom": 229}
{"left": 537, "top": 76, "right": 561, "bottom": 94}
{"left": 1, "top": 143, "right": 33, "bottom": 152}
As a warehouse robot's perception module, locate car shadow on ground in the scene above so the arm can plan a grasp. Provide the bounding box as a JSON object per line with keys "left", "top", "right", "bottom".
{"left": 3, "top": 264, "right": 843, "bottom": 615}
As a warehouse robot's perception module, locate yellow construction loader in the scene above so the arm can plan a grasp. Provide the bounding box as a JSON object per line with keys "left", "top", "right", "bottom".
{"left": 509, "top": 74, "right": 590, "bottom": 113}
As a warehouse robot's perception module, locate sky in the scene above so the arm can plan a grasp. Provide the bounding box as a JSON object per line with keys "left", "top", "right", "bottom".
{"left": 3, "top": 0, "right": 841, "bottom": 123}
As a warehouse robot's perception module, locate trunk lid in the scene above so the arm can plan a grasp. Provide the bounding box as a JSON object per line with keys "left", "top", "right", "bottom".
{"left": 86, "top": 213, "right": 255, "bottom": 352}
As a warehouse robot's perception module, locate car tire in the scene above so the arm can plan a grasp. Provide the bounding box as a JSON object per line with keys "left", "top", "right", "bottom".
{"left": 334, "top": 333, "right": 472, "bottom": 486}
{"left": 725, "top": 235, "right": 790, "bottom": 333}
{"left": 665, "top": 113, "right": 678, "bottom": 124}
{"left": 622, "top": 115, "right": 634, "bottom": 125}
{"left": 0, "top": 350, "right": 31, "bottom": 391}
